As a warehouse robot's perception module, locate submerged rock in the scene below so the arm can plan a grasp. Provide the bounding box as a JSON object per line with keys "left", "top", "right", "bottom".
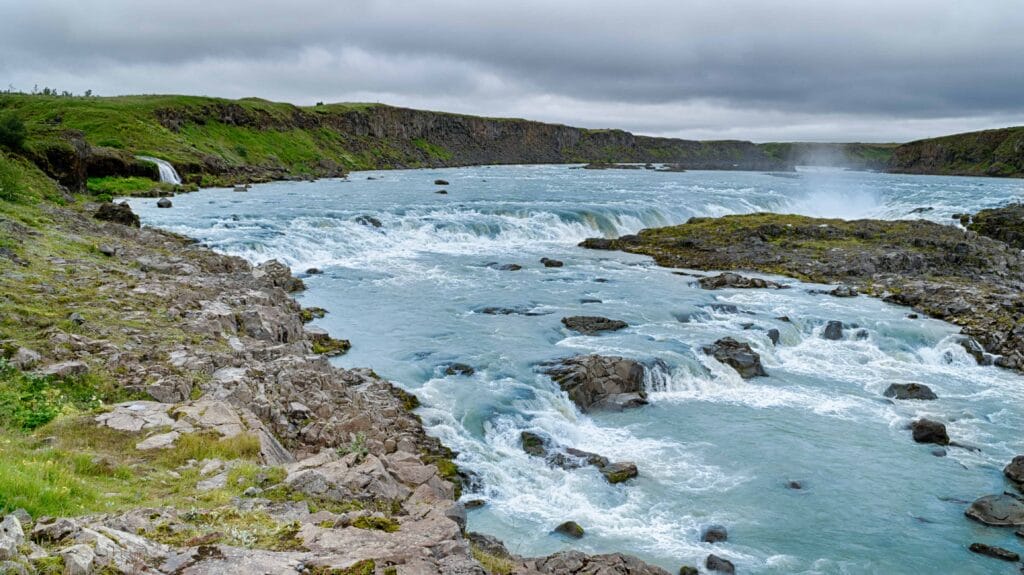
{"left": 702, "top": 337, "right": 766, "bottom": 378}
{"left": 965, "top": 494, "right": 1024, "bottom": 526}
{"left": 701, "top": 525, "right": 728, "bottom": 544}
{"left": 911, "top": 419, "right": 950, "bottom": 445}
{"left": 543, "top": 355, "right": 647, "bottom": 412}
{"left": 767, "top": 328, "right": 781, "bottom": 345}
{"left": 540, "top": 257, "right": 564, "bottom": 268}
{"left": 553, "top": 521, "right": 585, "bottom": 539}
{"left": 434, "top": 179, "right": 449, "bottom": 186}
{"left": 968, "top": 542, "right": 1020, "bottom": 562}
{"left": 883, "top": 383, "right": 938, "bottom": 400}
{"left": 561, "top": 315, "right": 628, "bottom": 335}
{"left": 354, "top": 215, "right": 382, "bottom": 228}
{"left": 444, "top": 363, "right": 475, "bottom": 376}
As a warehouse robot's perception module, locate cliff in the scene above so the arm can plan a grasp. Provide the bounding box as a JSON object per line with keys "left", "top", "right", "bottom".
{"left": 0, "top": 94, "right": 790, "bottom": 190}
{"left": 888, "top": 126, "right": 1024, "bottom": 178}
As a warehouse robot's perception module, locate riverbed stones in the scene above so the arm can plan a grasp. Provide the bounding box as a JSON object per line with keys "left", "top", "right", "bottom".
{"left": 702, "top": 337, "right": 766, "bottom": 378}
{"left": 705, "top": 554, "right": 735, "bottom": 574}
{"left": 822, "top": 320, "right": 844, "bottom": 340}
{"left": 561, "top": 315, "right": 628, "bottom": 335}
{"left": 912, "top": 419, "right": 950, "bottom": 445}
{"left": 94, "top": 201, "right": 140, "bottom": 227}
{"left": 968, "top": 543, "right": 1020, "bottom": 561}
{"left": 965, "top": 494, "right": 1024, "bottom": 526}
{"left": 884, "top": 383, "right": 938, "bottom": 400}
{"left": 553, "top": 521, "right": 585, "bottom": 539}
{"left": 543, "top": 355, "right": 647, "bottom": 412}
{"left": 699, "top": 272, "right": 783, "bottom": 290}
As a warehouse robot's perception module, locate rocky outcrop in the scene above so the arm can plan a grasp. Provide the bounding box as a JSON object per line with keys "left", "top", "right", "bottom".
{"left": 581, "top": 212, "right": 1024, "bottom": 371}
{"left": 888, "top": 126, "right": 1024, "bottom": 178}
{"left": 965, "top": 204, "right": 1024, "bottom": 248}
{"left": 520, "top": 431, "right": 638, "bottom": 484}
{"left": 698, "top": 272, "right": 783, "bottom": 290}
{"left": 543, "top": 355, "right": 648, "bottom": 412}
{"left": 911, "top": 419, "right": 950, "bottom": 445}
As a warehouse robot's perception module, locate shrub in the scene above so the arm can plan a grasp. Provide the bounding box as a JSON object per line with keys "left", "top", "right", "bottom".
{"left": 0, "top": 112, "right": 26, "bottom": 150}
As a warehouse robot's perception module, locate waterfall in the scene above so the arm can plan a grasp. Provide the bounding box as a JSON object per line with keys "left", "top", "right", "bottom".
{"left": 136, "top": 156, "right": 182, "bottom": 185}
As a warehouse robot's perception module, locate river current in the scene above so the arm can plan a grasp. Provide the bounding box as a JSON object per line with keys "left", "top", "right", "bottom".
{"left": 128, "top": 165, "right": 1024, "bottom": 574}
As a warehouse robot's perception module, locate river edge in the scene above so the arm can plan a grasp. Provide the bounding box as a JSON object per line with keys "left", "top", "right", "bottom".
{"left": 0, "top": 184, "right": 681, "bottom": 575}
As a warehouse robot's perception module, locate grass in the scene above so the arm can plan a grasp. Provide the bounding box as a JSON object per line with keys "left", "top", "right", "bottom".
{"left": 471, "top": 544, "right": 514, "bottom": 575}
{"left": 0, "top": 358, "right": 125, "bottom": 430}
{"left": 86, "top": 176, "right": 168, "bottom": 196}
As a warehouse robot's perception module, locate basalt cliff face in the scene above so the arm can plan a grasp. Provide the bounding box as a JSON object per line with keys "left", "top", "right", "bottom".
{"left": 888, "top": 127, "right": 1024, "bottom": 178}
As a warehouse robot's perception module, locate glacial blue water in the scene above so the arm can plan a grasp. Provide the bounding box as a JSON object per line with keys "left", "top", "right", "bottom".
{"left": 128, "top": 166, "right": 1024, "bottom": 574}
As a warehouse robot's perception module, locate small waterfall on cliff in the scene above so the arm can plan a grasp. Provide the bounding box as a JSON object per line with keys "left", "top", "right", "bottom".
{"left": 137, "top": 156, "right": 182, "bottom": 185}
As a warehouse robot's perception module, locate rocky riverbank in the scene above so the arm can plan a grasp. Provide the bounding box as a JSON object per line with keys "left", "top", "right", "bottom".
{"left": 0, "top": 166, "right": 672, "bottom": 572}
{"left": 582, "top": 209, "right": 1024, "bottom": 371}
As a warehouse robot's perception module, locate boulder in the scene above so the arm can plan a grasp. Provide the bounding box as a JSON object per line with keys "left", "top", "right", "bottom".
{"left": 601, "top": 462, "right": 638, "bottom": 484}
{"left": 541, "top": 257, "right": 564, "bottom": 268}
{"left": 911, "top": 419, "right": 950, "bottom": 445}
{"left": 702, "top": 337, "right": 766, "bottom": 378}
{"left": 60, "top": 544, "right": 95, "bottom": 575}
{"left": 766, "top": 328, "right": 781, "bottom": 345}
{"left": 699, "top": 272, "right": 783, "bottom": 290}
{"left": 98, "top": 244, "right": 116, "bottom": 257}
{"left": 94, "top": 201, "right": 140, "bottom": 227}
{"left": 561, "top": 316, "right": 629, "bottom": 335}
{"left": 10, "top": 347, "right": 41, "bottom": 370}
{"left": 968, "top": 543, "right": 1019, "bottom": 562}
{"left": 883, "top": 383, "right": 937, "bottom": 400}
{"left": 553, "top": 521, "right": 585, "bottom": 539}
{"left": 497, "top": 263, "right": 522, "bottom": 271}
{"left": 959, "top": 337, "right": 992, "bottom": 365}
{"left": 965, "top": 494, "right": 1024, "bottom": 526}
{"left": 435, "top": 190, "right": 448, "bottom": 194}
{"left": 0, "top": 515, "right": 24, "bottom": 560}
{"left": 444, "top": 363, "right": 475, "bottom": 376}
{"left": 156, "top": 197, "right": 172, "bottom": 208}
{"left": 1004, "top": 455, "right": 1024, "bottom": 485}
{"left": 543, "top": 355, "right": 648, "bottom": 412}
{"left": 705, "top": 554, "right": 735, "bottom": 574}
{"left": 679, "top": 567, "right": 699, "bottom": 575}
{"left": 701, "top": 525, "right": 728, "bottom": 544}
{"left": 434, "top": 179, "right": 449, "bottom": 186}
{"left": 822, "top": 320, "right": 844, "bottom": 340}
{"left": 38, "top": 360, "right": 89, "bottom": 378}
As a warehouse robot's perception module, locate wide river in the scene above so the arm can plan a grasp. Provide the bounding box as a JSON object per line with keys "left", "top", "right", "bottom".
{"left": 129, "top": 166, "right": 1024, "bottom": 574}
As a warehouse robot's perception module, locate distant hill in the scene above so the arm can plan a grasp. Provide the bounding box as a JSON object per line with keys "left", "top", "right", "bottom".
{"left": 0, "top": 94, "right": 791, "bottom": 189}
{"left": 888, "top": 127, "right": 1024, "bottom": 178}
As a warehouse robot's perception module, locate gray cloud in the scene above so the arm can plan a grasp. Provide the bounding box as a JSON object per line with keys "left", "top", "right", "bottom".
{"left": 2, "top": 0, "right": 1022, "bottom": 141}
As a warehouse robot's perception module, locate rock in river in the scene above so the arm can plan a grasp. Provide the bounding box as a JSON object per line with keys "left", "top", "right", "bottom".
{"left": 600, "top": 462, "right": 638, "bottom": 484}
{"left": 705, "top": 554, "right": 735, "bottom": 574}
{"left": 561, "top": 315, "right": 628, "bottom": 335}
{"left": 883, "top": 383, "right": 938, "bottom": 400}
{"left": 543, "top": 355, "right": 648, "bottom": 412}
{"left": 965, "top": 494, "right": 1024, "bottom": 526}
{"left": 699, "top": 272, "right": 783, "bottom": 290}
{"left": 156, "top": 197, "right": 172, "bottom": 208}
{"left": 702, "top": 337, "right": 766, "bottom": 378}
{"left": 911, "top": 419, "right": 950, "bottom": 445}
{"left": 701, "top": 525, "right": 728, "bottom": 544}
{"left": 553, "top": 521, "right": 585, "bottom": 539}
{"left": 540, "top": 257, "right": 564, "bottom": 268}
{"left": 444, "top": 363, "right": 475, "bottom": 376}
{"left": 1005, "top": 455, "right": 1024, "bottom": 486}
{"left": 968, "top": 543, "right": 1019, "bottom": 562}
{"left": 822, "top": 320, "right": 844, "bottom": 340}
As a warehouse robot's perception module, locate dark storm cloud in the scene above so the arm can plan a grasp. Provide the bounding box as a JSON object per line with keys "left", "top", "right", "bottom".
{"left": 2, "top": 0, "right": 1022, "bottom": 141}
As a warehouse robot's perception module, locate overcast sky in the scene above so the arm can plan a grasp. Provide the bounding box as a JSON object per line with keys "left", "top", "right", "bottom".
{"left": 2, "top": 0, "right": 1022, "bottom": 142}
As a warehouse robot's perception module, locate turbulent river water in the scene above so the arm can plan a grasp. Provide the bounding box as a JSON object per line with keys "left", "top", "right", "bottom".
{"left": 128, "top": 165, "right": 1024, "bottom": 574}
